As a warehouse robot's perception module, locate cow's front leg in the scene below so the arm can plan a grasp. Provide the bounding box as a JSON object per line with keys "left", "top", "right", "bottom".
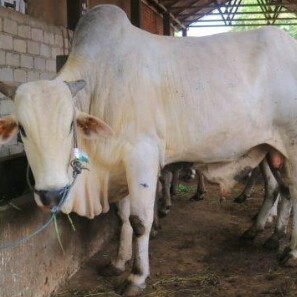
{"left": 119, "top": 140, "right": 159, "bottom": 296}
{"left": 190, "top": 171, "right": 206, "bottom": 201}
{"left": 102, "top": 196, "right": 133, "bottom": 276}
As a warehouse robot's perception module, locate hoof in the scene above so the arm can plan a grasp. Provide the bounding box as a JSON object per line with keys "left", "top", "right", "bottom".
{"left": 170, "top": 190, "right": 177, "bottom": 196}
{"left": 150, "top": 227, "right": 159, "bottom": 239}
{"left": 263, "top": 236, "right": 280, "bottom": 251}
{"left": 233, "top": 194, "right": 248, "bottom": 204}
{"left": 158, "top": 207, "right": 170, "bottom": 218}
{"left": 117, "top": 281, "right": 145, "bottom": 296}
{"left": 240, "top": 229, "right": 258, "bottom": 242}
{"left": 99, "top": 263, "right": 124, "bottom": 277}
{"left": 189, "top": 192, "right": 205, "bottom": 202}
{"left": 279, "top": 247, "right": 297, "bottom": 266}
{"left": 266, "top": 214, "right": 276, "bottom": 224}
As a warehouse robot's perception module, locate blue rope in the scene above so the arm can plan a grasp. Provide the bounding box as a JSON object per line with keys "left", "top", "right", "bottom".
{"left": 0, "top": 213, "right": 56, "bottom": 250}
{"left": 0, "top": 163, "right": 81, "bottom": 250}
{"left": 0, "top": 110, "right": 88, "bottom": 251}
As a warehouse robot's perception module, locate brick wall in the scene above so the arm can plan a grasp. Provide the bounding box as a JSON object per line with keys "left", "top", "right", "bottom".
{"left": 0, "top": 7, "right": 72, "bottom": 158}
{"left": 0, "top": 1, "right": 165, "bottom": 159}
{"left": 87, "top": 0, "right": 164, "bottom": 35}
{"left": 87, "top": 0, "right": 131, "bottom": 18}
{"left": 141, "top": 2, "right": 163, "bottom": 35}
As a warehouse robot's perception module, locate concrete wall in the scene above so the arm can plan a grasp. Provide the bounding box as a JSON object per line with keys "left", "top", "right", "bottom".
{"left": 0, "top": 7, "right": 72, "bottom": 159}
{"left": 0, "top": 194, "right": 117, "bottom": 297}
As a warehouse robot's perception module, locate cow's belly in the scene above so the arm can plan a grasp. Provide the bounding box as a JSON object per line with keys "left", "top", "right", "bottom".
{"left": 164, "top": 125, "right": 272, "bottom": 165}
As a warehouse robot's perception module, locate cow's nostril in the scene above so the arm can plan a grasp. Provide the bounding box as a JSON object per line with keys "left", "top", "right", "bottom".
{"left": 38, "top": 189, "right": 65, "bottom": 208}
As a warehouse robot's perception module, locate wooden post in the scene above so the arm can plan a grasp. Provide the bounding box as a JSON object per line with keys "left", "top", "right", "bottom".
{"left": 131, "top": 0, "right": 141, "bottom": 28}
{"left": 67, "top": 0, "right": 83, "bottom": 30}
{"left": 182, "top": 28, "right": 187, "bottom": 37}
{"left": 163, "top": 12, "right": 171, "bottom": 36}
{"left": 56, "top": 55, "right": 68, "bottom": 72}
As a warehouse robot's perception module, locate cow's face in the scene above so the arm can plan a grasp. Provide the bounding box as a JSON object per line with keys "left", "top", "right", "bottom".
{"left": 0, "top": 80, "right": 113, "bottom": 210}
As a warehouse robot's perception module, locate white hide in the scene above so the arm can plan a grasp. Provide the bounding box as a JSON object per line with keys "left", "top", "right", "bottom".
{"left": 1, "top": 5, "right": 297, "bottom": 218}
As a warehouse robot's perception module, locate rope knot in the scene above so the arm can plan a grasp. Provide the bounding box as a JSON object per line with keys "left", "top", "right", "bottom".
{"left": 70, "top": 159, "right": 89, "bottom": 177}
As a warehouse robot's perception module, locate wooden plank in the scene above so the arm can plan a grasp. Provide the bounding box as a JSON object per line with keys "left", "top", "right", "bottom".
{"left": 163, "top": 11, "right": 171, "bottom": 35}
{"left": 131, "top": 0, "right": 141, "bottom": 28}
{"left": 67, "top": 0, "right": 81, "bottom": 30}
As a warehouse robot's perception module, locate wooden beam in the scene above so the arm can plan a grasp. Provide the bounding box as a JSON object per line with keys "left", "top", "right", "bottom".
{"left": 148, "top": 0, "right": 186, "bottom": 29}
{"left": 179, "top": 10, "right": 287, "bottom": 19}
{"left": 131, "top": 0, "right": 141, "bottom": 28}
{"left": 189, "top": 17, "right": 297, "bottom": 22}
{"left": 163, "top": 12, "right": 171, "bottom": 35}
{"left": 228, "top": 0, "right": 242, "bottom": 25}
{"left": 67, "top": 0, "right": 81, "bottom": 30}
{"left": 171, "top": 2, "right": 290, "bottom": 10}
{"left": 189, "top": 22, "right": 297, "bottom": 27}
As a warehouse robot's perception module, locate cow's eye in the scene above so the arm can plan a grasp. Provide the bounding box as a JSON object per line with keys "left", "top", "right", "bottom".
{"left": 19, "top": 124, "right": 27, "bottom": 137}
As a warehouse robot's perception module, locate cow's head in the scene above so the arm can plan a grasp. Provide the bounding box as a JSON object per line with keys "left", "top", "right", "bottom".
{"left": 0, "top": 80, "right": 113, "bottom": 211}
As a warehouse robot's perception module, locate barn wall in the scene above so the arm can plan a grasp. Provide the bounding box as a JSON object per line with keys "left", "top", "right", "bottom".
{"left": 87, "top": 0, "right": 131, "bottom": 18}
{"left": 0, "top": 194, "right": 117, "bottom": 297}
{"left": 141, "top": 2, "right": 163, "bottom": 35}
{"left": 88, "top": 0, "right": 164, "bottom": 35}
{"left": 0, "top": 7, "right": 71, "bottom": 159}
{"left": 26, "top": 0, "right": 67, "bottom": 27}
{"left": 0, "top": 1, "right": 166, "bottom": 159}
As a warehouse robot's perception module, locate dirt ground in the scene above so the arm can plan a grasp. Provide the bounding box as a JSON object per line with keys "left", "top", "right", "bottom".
{"left": 54, "top": 181, "right": 297, "bottom": 297}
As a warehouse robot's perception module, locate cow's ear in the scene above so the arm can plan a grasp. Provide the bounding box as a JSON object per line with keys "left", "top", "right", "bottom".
{"left": 0, "top": 115, "right": 18, "bottom": 144}
{"left": 76, "top": 111, "right": 114, "bottom": 139}
{"left": 65, "top": 80, "right": 86, "bottom": 97}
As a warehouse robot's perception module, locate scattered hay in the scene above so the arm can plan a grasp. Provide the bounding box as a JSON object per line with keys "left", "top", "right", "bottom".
{"left": 145, "top": 272, "right": 220, "bottom": 296}
{"left": 54, "top": 272, "right": 220, "bottom": 297}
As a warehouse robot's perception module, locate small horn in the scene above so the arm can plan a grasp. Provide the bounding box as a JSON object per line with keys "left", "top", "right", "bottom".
{"left": 0, "top": 81, "right": 20, "bottom": 99}
{"left": 65, "top": 80, "right": 86, "bottom": 97}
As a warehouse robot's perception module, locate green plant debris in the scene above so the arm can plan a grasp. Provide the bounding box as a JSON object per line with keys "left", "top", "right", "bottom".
{"left": 176, "top": 184, "right": 195, "bottom": 194}
{"left": 54, "top": 215, "right": 65, "bottom": 254}
{"left": 66, "top": 214, "right": 76, "bottom": 231}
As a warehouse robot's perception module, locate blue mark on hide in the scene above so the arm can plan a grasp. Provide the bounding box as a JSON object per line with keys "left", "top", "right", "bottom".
{"left": 140, "top": 183, "right": 149, "bottom": 188}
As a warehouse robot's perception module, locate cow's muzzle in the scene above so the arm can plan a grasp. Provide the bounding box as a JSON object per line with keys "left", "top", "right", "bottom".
{"left": 37, "top": 187, "right": 69, "bottom": 209}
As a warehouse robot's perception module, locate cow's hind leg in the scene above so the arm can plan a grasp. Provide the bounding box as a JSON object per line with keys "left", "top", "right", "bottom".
{"left": 101, "top": 196, "right": 133, "bottom": 276}
{"left": 264, "top": 192, "right": 291, "bottom": 250}
{"left": 189, "top": 171, "right": 207, "bottom": 201}
{"left": 118, "top": 140, "right": 159, "bottom": 296}
{"left": 278, "top": 158, "right": 297, "bottom": 265}
{"left": 241, "top": 159, "right": 278, "bottom": 241}
{"left": 266, "top": 194, "right": 279, "bottom": 223}
{"left": 234, "top": 168, "right": 257, "bottom": 203}
{"left": 170, "top": 169, "right": 179, "bottom": 196}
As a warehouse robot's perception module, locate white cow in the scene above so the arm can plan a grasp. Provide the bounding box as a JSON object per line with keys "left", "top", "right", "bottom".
{"left": 0, "top": 4, "right": 297, "bottom": 295}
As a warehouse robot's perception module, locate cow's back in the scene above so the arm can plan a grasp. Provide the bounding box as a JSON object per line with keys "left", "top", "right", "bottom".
{"left": 61, "top": 6, "right": 297, "bottom": 164}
